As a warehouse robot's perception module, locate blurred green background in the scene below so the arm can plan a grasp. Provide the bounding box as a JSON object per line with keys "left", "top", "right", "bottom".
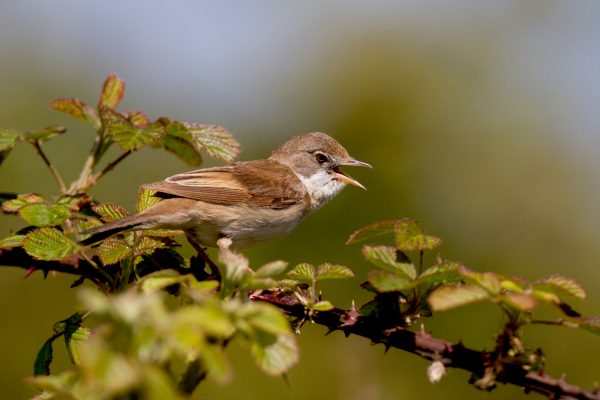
{"left": 1, "top": 1, "right": 599, "bottom": 398}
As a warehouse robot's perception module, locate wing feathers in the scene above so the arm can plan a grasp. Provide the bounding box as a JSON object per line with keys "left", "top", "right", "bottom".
{"left": 145, "top": 161, "right": 305, "bottom": 209}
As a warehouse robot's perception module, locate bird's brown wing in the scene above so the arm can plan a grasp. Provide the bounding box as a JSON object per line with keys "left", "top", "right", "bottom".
{"left": 144, "top": 160, "right": 307, "bottom": 209}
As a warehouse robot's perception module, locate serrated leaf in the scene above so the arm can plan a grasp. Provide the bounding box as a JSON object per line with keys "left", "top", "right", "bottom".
{"left": 287, "top": 263, "right": 316, "bottom": 281}
{"left": 251, "top": 333, "right": 298, "bottom": 376}
{"left": 362, "top": 245, "right": 416, "bottom": 279}
{"left": 346, "top": 219, "right": 397, "bottom": 245}
{"left": 124, "top": 110, "right": 150, "bottom": 128}
{"left": 256, "top": 260, "right": 288, "bottom": 278}
{"left": 394, "top": 219, "right": 442, "bottom": 251}
{"left": 137, "top": 187, "right": 161, "bottom": 213}
{"left": 25, "top": 125, "right": 67, "bottom": 141}
{"left": 459, "top": 268, "right": 501, "bottom": 295}
{"left": 533, "top": 274, "right": 586, "bottom": 300}
{"left": 312, "top": 300, "right": 334, "bottom": 311}
{"left": 49, "top": 98, "right": 100, "bottom": 128}
{"left": 501, "top": 292, "right": 537, "bottom": 311}
{"left": 0, "top": 234, "right": 25, "bottom": 249}
{"left": 102, "top": 109, "right": 162, "bottom": 151}
{"left": 23, "top": 228, "right": 77, "bottom": 260}
{"left": 368, "top": 270, "right": 412, "bottom": 292}
{"left": 185, "top": 123, "right": 239, "bottom": 162}
{"left": 2, "top": 193, "right": 44, "bottom": 213}
{"left": 428, "top": 285, "right": 489, "bottom": 312}
{"left": 158, "top": 118, "right": 203, "bottom": 167}
{"left": 18, "top": 203, "right": 70, "bottom": 227}
{"left": 93, "top": 202, "right": 129, "bottom": 222}
{"left": 34, "top": 336, "right": 58, "bottom": 375}
{"left": 418, "top": 261, "right": 463, "bottom": 287}
{"left": 57, "top": 193, "right": 92, "bottom": 211}
{"left": 98, "top": 238, "right": 131, "bottom": 266}
{"left": 0, "top": 127, "right": 22, "bottom": 151}
{"left": 580, "top": 317, "right": 600, "bottom": 337}
{"left": 316, "top": 263, "right": 354, "bottom": 280}
{"left": 99, "top": 73, "right": 125, "bottom": 109}
{"left": 64, "top": 323, "right": 89, "bottom": 366}
{"left": 136, "top": 236, "right": 167, "bottom": 256}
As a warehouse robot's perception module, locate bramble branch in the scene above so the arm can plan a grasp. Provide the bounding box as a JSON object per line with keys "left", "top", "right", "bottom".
{"left": 253, "top": 290, "right": 600, "bottom": 400}
{"left": 1, "top": 248, "right": 597, "bottom": 399}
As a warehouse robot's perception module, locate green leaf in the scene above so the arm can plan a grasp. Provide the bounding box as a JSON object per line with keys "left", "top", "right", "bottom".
{"left": 250, "top": 333, "right": 299, "bottom": 376}
{"left": 287, "top": 263, "right": 316, "bottom": 281}
{"left": 137, "top": 187, "right": 161, "bottom": 213}
{"left": 417, "top": 261, "right": 464, "bottom": 287}
{"left": 368, "top": 270, "right": 412, "bottom": 292}
{"left": 102, "top": 109, "right": 162, "bottom": 151}
{"left": 175, "top": 305, "right": 235, "bottom": 338}
{"left": 580, "top": 317, "right": 600, "bottom": 337}
{"left": 18, "top": 203, "right": 70, "bottom": 227}
{"left": 136, "top": 236, "right": 167, "bottom": 256}
{"left": 98, "top": 238, "right": 131, "bottom": 266}
{"left": 139, "top": 270, "right": 190, "bottom": 293}
{"left": 99, "top": 73, "right": 125, "bottom": 109}
{"left": 159, "top": 119, "right": 203, "bottom": 167}
{"left": 0, "top": 234, "right": 25, "bottom": 249}
{"left": 459, "top": 268, "right": 502, "bottom": 295}
{"left": 198, "top": 344, "right": 232, "bottom": 384}
{"left": 346, "top": 219, "right": 397, "bottom": 245}
{"left": 93, "top": 202, "right": 129, "bottom": 222}
{"left": 501, "top": 292, "right": 538, "bottom": 311}
{"left": 124, "top": 110, "right": 150, "bottom": 128}
{"left": 0, "top": 127, "right": 22, "bottom": 165}
{"left": 255, "top": 260, "right": 288, "bottom": 278}
{"left": 49, "top": 98, "right": 100, "bottom": 128}
{"left": 34, "top": 336, "right": 58, "bottom": 375}
{"left": 1, "top": 193, "right": 44, "bottom": 213}
{"left": 23, "top": 228, "right": 77, "bottom": 260}
{"left": 312, "top": 300, "right": 334, "bottom": 311}
{"left": 238, "top": 302, "right": 291, "bottom": 336}
{"left": 218, "top": 250, "right": 252, "bottom": 298}
{"left": 362, "top": 245, "right": 416, "bottom": 279}
{"left": 394, "top": 219, "right": 442, "bottom": 251}
{"left": 533, "top": 274, "right": 586, "bottom": 300}
{"left": 185, "top": 123, "right": 240, "bottom": 162}
{"left": 316, "top": 263, "right": 354, "bottom": 280}
{"left": 64, "top": 324, "right": 90, "bottom": 366}
{"left": 428, "top": 285, "right": 489, "bottom": 312}
{"left": 25, "top": 125, "right": 67, "bottom": 141}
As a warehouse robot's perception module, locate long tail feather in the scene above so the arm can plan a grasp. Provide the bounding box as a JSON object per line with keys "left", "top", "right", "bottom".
{"left": 80, "top": 216, "right": 144, "bottom": 245}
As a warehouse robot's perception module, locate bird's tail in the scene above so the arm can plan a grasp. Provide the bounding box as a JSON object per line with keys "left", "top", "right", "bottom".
{"left": 80, "top": 215, "right": 145, "bottom": 245}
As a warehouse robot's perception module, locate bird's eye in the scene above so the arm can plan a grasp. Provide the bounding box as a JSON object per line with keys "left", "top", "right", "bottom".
{"left": 315, "top": 152, "right": 329, "bottom": 164}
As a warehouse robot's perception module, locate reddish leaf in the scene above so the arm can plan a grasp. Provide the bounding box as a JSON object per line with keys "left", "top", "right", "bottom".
{"left": 98, "top": 74, "right": 125, "bottom": 110}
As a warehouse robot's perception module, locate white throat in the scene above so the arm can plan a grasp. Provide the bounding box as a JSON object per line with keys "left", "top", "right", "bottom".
{"left": 295, "top": 170, "right": 346, "bottom": 210}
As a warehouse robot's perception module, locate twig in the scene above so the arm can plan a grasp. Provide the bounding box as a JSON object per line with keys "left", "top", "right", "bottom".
{"left": 253, "top": 290, "right": 600, "bottom": 400}
{"left": 32, "top": 140, "right": 67, "bottom": 193}
{"left": 90, "top": 150, "right": 132, "bottom": 187}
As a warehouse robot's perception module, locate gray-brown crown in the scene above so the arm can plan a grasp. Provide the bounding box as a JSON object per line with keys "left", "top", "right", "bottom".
{"left": 270, "top": 132, "right": 350, "bottom": 160}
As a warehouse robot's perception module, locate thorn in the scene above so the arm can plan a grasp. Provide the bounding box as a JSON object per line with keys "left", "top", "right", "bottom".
{"left": 70, "top": 276, "right": 85, "bottom": 288}
{"left": 23, "top": 267, "right": 36, "bottom": 279}
{"left": 325, "top": 327, "right": 337, "bottom": 336}
{"left": 343, "top": 329, "right": 350, "bottom": 338}
{"left": 384, "top": 343, "right": 391, "bottom": 354}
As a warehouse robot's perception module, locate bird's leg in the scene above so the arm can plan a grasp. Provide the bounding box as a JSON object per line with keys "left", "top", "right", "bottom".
{"left": 186, "top": 235, "right": 220, "bottom": 281}
{"left": 216, "top": 237, "right": 233, "bottom": 251}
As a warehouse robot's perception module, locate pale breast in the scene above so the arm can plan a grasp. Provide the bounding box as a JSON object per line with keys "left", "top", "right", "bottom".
{"left": 185, "top": 202, "right": 308, "bottom": 248}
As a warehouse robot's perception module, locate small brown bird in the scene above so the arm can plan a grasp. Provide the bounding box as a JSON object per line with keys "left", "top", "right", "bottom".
{"left": 82, "top": 132, "right": 371, "bottom": 253}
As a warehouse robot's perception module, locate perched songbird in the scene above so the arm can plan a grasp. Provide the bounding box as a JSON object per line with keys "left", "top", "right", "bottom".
{"left": 82, "top": 132, "right": 371, "bottom": 252}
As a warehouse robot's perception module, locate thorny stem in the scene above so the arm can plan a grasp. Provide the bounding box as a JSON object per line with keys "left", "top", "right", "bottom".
{"left": 32, "top": 140, "right": 67, "bottom": 194}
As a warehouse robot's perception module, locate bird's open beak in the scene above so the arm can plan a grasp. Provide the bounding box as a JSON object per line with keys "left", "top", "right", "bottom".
{"left": 333, "top": 158, "right": 372, "bottom": 190}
